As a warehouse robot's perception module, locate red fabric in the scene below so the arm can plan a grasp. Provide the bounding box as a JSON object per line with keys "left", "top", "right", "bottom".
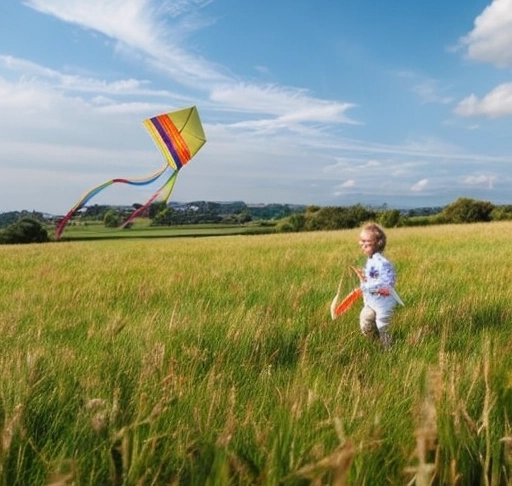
{"left": 334, "top": 288, "right": 362, "bottom": 317}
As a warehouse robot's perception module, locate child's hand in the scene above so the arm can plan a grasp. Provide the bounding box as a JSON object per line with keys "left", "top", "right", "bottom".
{"left": 349, "top": 265, "right": 365, "bottom": 282}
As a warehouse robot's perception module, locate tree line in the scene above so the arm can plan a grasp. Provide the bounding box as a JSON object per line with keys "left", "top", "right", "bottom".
{"left": 1, "top": 197, "right": 512, "bottom": 244}
{"left": 275, "top": 197, "right": 512, "bottom": 232}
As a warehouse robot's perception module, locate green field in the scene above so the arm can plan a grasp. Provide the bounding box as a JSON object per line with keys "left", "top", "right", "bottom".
{"left": 55, "top": 219, "right": 275, "bottom": 241}
{"left": 0, "top": 222, "right": 511, "bottom": 485}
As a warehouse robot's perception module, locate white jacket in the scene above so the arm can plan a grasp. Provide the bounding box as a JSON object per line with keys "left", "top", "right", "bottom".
{"left": 361, "top": 252, "right": 403, "bottom": 309}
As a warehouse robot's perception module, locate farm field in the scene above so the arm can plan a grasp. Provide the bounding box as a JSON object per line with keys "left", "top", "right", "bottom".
{"left": 55, "top": 220, "right": 274, "bottom": 240}
{"left": 0, "top": 222, "right": 511, "bottom": 485}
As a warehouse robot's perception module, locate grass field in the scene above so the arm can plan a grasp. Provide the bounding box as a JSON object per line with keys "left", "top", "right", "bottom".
{"left": 0, "top": 222, "right": 511, "bottom": 485}
{"left": 56, "top": 219, "right": 274, "bottom": 241}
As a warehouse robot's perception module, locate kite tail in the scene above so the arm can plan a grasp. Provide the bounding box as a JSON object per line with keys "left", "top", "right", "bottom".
{"left": 121, "top": 170, "right": 179, "bottom": 228}
{"left": 56, "top": 178, "right": 114, "bottom": 240}
{"left": 55, "top": 210, "right": 77, "bottom": 241}
{"left": 55, "top": 164, "right": 169, "bottom": 240}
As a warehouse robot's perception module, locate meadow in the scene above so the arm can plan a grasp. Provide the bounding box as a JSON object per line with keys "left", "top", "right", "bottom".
{"left": 0, "top": 222, "right": 511, "bottom": 485}
{"left": 57, "top": 220, "right": 273, "bottom": 240}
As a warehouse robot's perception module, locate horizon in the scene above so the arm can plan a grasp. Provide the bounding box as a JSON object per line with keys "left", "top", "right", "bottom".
{"left": 4, "top": 196, "right": 503, "bottom": 219}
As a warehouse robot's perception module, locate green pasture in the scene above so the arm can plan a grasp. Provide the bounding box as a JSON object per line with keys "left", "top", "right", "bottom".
{"left": 0, "top": 222, "right": 511, "bottom": 485}
{"left": 56, "top": 220, "right": 273, "bottom": 241}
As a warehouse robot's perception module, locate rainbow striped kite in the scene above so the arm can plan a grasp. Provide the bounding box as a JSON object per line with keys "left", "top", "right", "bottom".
{"left": 56, "top": 106, "right": 206, "bottom": 240}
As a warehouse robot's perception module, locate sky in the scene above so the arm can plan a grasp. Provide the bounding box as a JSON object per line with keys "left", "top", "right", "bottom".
{"left": 1, "top": 0, "right": 512, "bottom": 215}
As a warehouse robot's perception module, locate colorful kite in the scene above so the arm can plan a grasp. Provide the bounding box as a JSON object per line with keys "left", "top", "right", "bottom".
{"left": 55, "top": 106, "right": 206, "bottom": 240}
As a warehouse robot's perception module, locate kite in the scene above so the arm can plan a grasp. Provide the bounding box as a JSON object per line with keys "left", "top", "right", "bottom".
{"left": 55, "top": 106, "right": 206, "bottom": 240}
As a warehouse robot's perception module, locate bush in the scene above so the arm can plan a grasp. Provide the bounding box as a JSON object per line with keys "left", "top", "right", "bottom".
{"left": 378, "top": 209, "right": 402, "bottom": 228}
{"left": 491, "top": 205, "right": 512, "bottom": 221}
{"left": 303, "top": 205, "right": 377, "bottom": 231}
{"left": 0, "top": 217, "right": 49, "bottom": 244}
{"left": 442, "top": 197, "right": 494, "bottom": 223}
{"left": 103, "top": 210, "right": 121, "bottom": 228}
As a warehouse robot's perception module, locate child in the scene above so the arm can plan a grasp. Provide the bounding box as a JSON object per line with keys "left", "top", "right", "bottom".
{"left": 351, "top": 222, "right": 402, "bottom": 348}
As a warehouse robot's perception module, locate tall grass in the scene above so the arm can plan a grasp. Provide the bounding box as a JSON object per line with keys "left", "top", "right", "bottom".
{"left": 0, "top": 222, "right": 511, "bottom": 485}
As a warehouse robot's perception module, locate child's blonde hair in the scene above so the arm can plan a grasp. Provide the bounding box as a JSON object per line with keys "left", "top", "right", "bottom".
{"left": 362, "top": 222, "right": 387, "bottom": 252}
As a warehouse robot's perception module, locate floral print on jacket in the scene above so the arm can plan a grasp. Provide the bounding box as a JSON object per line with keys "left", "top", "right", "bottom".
{"left": 361, "top": 252, "right": 396, "bottom": 297}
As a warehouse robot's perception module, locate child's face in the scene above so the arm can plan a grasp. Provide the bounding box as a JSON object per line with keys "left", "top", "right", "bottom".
{"left": 359, "top": 230, "right": 378, "bottom": 257}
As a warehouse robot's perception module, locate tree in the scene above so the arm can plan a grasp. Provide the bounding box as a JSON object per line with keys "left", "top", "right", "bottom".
{"left": 149, "top": 201, "right": 167, "bottom": 219}
{"left": 442, "top": 198, "right": 495, "bottom": 223}
{"left": 302, "top": 205, "right": 376, "bottom": 231}
{"left": 491, "top": 205, "right": 512, "bottom": 221}
{"left": 0, "top": 217, "right": 49, "bottom": 244}
{"left": 103, "top": 210, "right": 121, "bottom": 228}
{"left": 379, "top": 209, "right": 401, "bottom": 228}
{"left": 276, "top": 213, "right": 306, "bottom": 232}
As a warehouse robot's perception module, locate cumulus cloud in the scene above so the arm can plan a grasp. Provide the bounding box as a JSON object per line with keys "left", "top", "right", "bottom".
{"left": 459, "top": 0, "right": 512, "bottom": 68}
{"left": 454, "top": 0, "right": 512, "bottom": 119}
{"left": 454, "top": 82, "right": 512, "bottom": 117}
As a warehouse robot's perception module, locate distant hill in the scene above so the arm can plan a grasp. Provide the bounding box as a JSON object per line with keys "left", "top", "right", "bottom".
{"left": 0, "top": 202, "right": 444, "bottom": 228}
{"left": 4, "top": 198, "right": 508, "bottom": 230}
{"left": 0, "top": 210, "right": 49, "bottom": 228}
{"left": 168, "top": 201, "right": 306, "bottom": 220}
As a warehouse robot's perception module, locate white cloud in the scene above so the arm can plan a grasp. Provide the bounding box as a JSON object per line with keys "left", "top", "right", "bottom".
{"left": 411, "top": 179, "right": 428, "bottom": 192}
{"left": 411, "top": 79, "right": 453, "bottom": 105}
{"left": 341, "top": 179, "right": 355, "bottom": 188}
{"left": 396, "top": 71, "right": 453, "bottom": 105}
{"left": 209, "top": 83, "right": 358, "bottom": 135}
{"left": 460, "top": 174, "right": 497, "bottom": 188}
{"left": 454, "top": 82, "right": 512, "bottom": 117}
{"left": 454, "top": 0, "right": 512, "bottom": 119}
{"left": 23, "top": 0, "right": 361, "bottom": 130}
{"left": 363, "top": 160, "right": 380, "bottom": 168}
{"left": 459, "top": 0, "right": 512, "bottom": 68}
{"left": 0, "top": 55, "right": 170, "bottom": 97}
{"left": 25, "top": 0, "right": 229, "bottom": 87}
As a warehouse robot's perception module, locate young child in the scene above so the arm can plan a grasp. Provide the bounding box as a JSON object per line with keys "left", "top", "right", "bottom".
{"left": 351, "top": 222, "right": 402, "bottom": 348}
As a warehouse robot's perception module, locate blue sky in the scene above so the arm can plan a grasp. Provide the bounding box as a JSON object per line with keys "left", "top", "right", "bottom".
{"left": 1, "top": 0, "right": 512, "bottom": 214}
